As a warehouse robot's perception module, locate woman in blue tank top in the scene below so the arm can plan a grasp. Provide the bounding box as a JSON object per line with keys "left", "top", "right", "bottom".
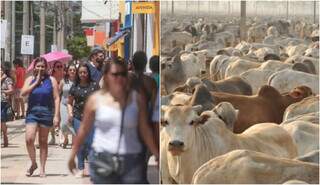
{"left": 21, "top": 57, "right": 60, "bottom": 178}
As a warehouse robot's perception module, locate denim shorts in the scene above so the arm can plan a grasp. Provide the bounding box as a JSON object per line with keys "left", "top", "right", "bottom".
{"left": 89, "top": 150, "right": 148, "bottom": 184}
{"left": 1, "top": 101, "right": 10, "bottom": 122}
{"left": 25, "top": 106, "right": 53, "bottom": 128}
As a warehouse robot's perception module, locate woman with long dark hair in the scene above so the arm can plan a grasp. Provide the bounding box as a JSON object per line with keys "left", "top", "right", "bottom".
{"left": 21, "top": 57, "right": 60, "bottom": 177}
{"left": 58, "top": 63, "right": 77, "bottom": 148}
{"left": 1, "top": 65, "right": 14, "bottom": 147}
{"left": 48, "top": 61, "right": 65, "bottom": 145}
{"left": 68, "top": 57, "right": 159, "bottom": 183}
{"left": 67, "top": 63, "right": 100, "bottom": 177}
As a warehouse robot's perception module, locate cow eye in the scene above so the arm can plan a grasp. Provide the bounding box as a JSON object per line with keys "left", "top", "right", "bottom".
{"left": 161, "top": 120, "right": 169, "bottom": 127}
{"left": 189, "top": 120, "right": 195, "bottom": 125}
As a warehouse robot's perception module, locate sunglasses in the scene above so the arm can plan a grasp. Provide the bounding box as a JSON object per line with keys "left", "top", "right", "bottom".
{"left": 111, "top": 71, "right": 127, "bottom": 77}
{"left": 55, "top": 65, "right": 63, "bottom": 69}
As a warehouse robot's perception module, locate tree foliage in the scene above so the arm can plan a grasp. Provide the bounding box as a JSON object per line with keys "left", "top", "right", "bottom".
{"left": 66, "top": 36, "right": 91, "bottom": 60}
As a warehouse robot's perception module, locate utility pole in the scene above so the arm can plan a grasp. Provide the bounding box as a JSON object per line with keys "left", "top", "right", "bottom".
{"left": 40, "top": 1, "right": 46, "bottom": 55}
{"left": 4, "top": 1, "right": 11, "bottom": 62}
{"left": 171, "top": 0, "right": 174, "bottom": 15}
{"left": 30, "top": 2, "right": 33, "bottom": 35}
{"left": 69, "top": 1, "right": 74, "bottom": 38}
{"left": 198, "top": 0, "right": 200, "bottom": 16}
{"left": 240, "top": 1, "right": 246, "bottom": 41}
{"left": 53, "top": 2, "right": 57, "bottom": 47}
{"left": 11, "top": 2, "right": 15, "bottom": 61}
{"left": 314, "top": 0, "right": 317, "bottom": 24}
{"left": 186, "top": 1, "right": 188, "bottom": 15}
{"left": 57, "top": 1, "right": 65, "bottom": 51}
{"left": 286, "top": 0, "right": 289, "bottom": 20}
{"left": 22, "top": 1, "right": 30, "bottom": 67}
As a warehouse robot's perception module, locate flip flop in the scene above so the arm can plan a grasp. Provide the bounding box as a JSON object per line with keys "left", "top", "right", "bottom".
{"left": 26, "top": 163, "right": 38, "bottom": 177}
{"left": 39, "top": 173, "right": 46, "bottom": 178}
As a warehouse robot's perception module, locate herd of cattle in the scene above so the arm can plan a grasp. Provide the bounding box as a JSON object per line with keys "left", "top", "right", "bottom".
{"left": 160, "top": 15, "right": 319, "bottom": 184}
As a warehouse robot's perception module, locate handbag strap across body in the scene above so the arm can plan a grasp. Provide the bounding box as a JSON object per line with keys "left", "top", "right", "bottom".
{"left": 115, "top": 91, "right": 129, "bottom": 156}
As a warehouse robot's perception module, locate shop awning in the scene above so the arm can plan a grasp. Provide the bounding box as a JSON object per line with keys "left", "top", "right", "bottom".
{"left": 107, "top": 29, "right": 130, "bottom": 46}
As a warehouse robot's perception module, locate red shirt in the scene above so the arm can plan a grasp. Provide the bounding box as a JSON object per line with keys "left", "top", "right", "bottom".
{"left": 15, "top": 66, "right": 26, "bottom": 89}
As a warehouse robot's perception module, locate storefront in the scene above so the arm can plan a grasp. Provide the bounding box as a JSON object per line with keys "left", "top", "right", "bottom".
{"left": 107, "top": 1, "right": 159, "bottom": 65}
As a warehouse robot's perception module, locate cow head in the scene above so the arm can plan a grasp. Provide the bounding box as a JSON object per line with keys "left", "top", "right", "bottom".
{"left": 211, "top": 102, "right": 239, "bottom": 131}
{"left": 161, "top": 105, "right": 204, "bottom": 156}
{"left": 289, "top": 86, "right": 313, "bottom": 99}
{"left": 190, "top": 84, "right": 215, "bottom": 112}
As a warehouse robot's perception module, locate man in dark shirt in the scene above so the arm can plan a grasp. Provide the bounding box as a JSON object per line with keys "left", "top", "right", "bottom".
{"left": 87, "top": 48, "right": 105, "bottom": 82}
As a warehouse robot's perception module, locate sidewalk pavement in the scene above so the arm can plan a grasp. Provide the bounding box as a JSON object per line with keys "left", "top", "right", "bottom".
{"left": 1, "top": 119, "right": 159, "bottom": 184}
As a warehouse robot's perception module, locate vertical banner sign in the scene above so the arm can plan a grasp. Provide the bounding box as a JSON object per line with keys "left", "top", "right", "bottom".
{"left": 21, "top": 35, "right": 34, "bottom": 55}
{"left": 0, "top": 20, "right": 7, "bottom": 49}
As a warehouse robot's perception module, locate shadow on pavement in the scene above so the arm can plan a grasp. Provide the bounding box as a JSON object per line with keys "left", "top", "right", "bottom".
{"left": 1, "top": 182, "right": 38, "bottom": 184}
{"left": 1, "top": 154, "right": 28, "bottom": 159}
{"left": 1, "top": 145, "right": 20, "bottom": 148}
{"left": 9, "top": 130, "right": 25, "bottom": 135}
{"left": 32, "top": 174, "right": 69, "bottom": 177}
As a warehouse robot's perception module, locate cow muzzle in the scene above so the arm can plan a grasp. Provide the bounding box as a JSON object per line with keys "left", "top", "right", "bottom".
{"left": 168, "top": 140, "right": 185, "bottom": 156}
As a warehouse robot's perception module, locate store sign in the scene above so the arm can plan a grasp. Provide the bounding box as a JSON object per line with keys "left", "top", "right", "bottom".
{"left": 51, "top": 45, "right": 57, "bottom": 52}
{"left": 0, "top": 20, "right": 7, "bottom": 49}
{"left": 132, "top": 2, "right": 155, "bottom": 14}
{"left": 21, "top": 35, "right": 34, "bottom": 55}
{"left": 125, "top": 1, "right": 131, "bottom": 15}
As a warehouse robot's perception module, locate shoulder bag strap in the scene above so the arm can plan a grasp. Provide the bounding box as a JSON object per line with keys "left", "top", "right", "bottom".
{"left": 115, "top": 91, "right": 129, "bottom": 155}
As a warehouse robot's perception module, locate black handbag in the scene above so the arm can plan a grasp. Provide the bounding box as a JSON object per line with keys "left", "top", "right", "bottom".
{"left": 92, "top": 93, "right": 128, "bottom": 177}
{"left": 6, "top": 103, "right": 14, "bottom": 121}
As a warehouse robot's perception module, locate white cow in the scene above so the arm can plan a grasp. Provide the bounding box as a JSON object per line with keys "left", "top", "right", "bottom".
{"left": 224, "top": 59, "right": 261, "bottom": 78}
{"left": 161, "top": 92, "right": 192, "bottom": 106}
{"left": 161, "top": 105, "right": 297, "bottom": 184}
{"left": 283, "top": 95, "right": 319, "bottom": 122}
{"left": 240, "top": 69, "right": 275, "bottom": 94}
{"left": 192, "top": 150, "right": 319, "bottom": 184}
{"left": 259, "top": 60, "right": 292, "bottom": 71}
{"left": 268, "top": 69, "right": 319, "bottom": 94}
{"left": 304, "top": 47, "right": 319, "bottom": 58}
{"left": 209, "top": 55, "right": 238, "bottom": 80}
{"left": 162, "top": 54, "right": 203, "bottom": 94}
{"left": 281, "top": 120, "right": 319, "bottom": 156}
{"left": 286, "top": 44, "right": 308, "bottom": 57}
{"left": 284, "top": 55, "right": 318, "bottom": 74}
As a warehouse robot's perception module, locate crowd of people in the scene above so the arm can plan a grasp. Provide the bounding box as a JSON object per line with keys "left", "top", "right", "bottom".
{"left": 1, "top": 48, "right": 160, "bottom": 183}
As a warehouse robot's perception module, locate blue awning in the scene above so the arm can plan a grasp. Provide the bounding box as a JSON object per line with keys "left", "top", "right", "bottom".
{"left": 107, "top": 29, "right": 130, "bottom": 46}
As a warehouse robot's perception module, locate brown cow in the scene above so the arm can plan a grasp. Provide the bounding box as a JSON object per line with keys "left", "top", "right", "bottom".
{"left": 173, "top": 76, "right": 253, "bottom": 95}
{"left": 190, "top": 84, "right": 313, "bottom": 133}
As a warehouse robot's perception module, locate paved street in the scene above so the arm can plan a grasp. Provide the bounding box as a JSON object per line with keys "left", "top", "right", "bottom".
{"left": 1, "top": 119, "right": 159, "bottom": 184}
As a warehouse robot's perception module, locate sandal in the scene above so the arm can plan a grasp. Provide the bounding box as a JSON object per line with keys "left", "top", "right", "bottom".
{"left": 59, "top": 143, "right": 67, "bottom": 149}
{"left": 26, "top": 163, "right": 38, "bottom": 177}
{"left": 39, "top": 173, "right": 46, "bottom": 178}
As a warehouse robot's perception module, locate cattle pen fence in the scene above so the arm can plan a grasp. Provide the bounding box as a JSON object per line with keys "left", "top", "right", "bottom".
{"left": 161, "top": 1, "right": 319, "bottom": 24}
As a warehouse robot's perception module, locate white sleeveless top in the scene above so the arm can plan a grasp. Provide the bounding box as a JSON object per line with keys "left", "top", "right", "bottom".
{"left": 91, "top": 91, "right": 143, "bottom": 154}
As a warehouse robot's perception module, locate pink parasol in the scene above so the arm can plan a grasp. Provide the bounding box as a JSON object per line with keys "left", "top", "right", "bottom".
{"left": 27, "top": 51, "right": 73, "bottom": 72}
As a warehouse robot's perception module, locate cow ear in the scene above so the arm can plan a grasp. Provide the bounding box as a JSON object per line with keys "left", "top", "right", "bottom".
{"left": 289, "top": 90, "right": 302, "bottom": 99}
{"left": 161, "top": 105, "right": 170, "bottom": 112}
{"left": 234, "top": 109, "right": 239, "bottom": 119}
{"left": 195, "top": 114, "right": 210, "bottom": 125}
{"left": 192, "top": 105, "right": 203, "bottom": 114}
